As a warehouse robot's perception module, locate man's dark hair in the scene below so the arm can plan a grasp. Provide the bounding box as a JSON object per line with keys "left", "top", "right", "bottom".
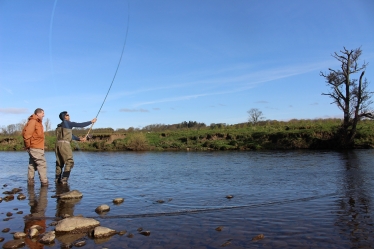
{"left": 34, "top": 108, "right": 44, "bottom": 115}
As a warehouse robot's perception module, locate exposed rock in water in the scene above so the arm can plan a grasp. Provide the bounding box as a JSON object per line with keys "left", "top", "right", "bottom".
{"left": 252, "top": 233, "right": 265, "bottom": 241}
{"left": 215, "top": 226, "right": 223, "bottom": 231}
{"left": 58, "top": 190, "right": 83, "bottom": 199}
{"left": 95, "top": 204, "right": 110, "bottom": 214}
{"left": 56, "top": 233, "right": 86, "bottom": 245}
{"left": 55, "top": 217, "right": 100, "bottom": 234}
{"left": 2, "top": 239, "right": 25, "bottom": 249}
{"left": 0, "top": 237, "right": 4, "bottom": 242}
{"left": 4, "top": 195, "right": 14, "bottom": 201}
{"left": 13, "top": 232, "right": 26, "bottom": 239}
{"left": 74, "top": 240, "right": 86, "bottom": 247}
{"left": 29, "top": 227, "right": 40, "bottom": 238}
{"left": 113, "top": 197, "right": 124, "bottom": 204}
{"left": 2, "top": 228, "right": 10, "bottom": 233}
{"left": 92, "top": 226, "right": 116, "bottom": 238}
{"left": 221, "top": 239, "right": 232, "bottom": 247}
{"left": 39, "top": 231, "right": 55, "bottom": 244}
{"left": 17, "top": 194, "right": 26, "bottom": 200}
{"left": 139, "top": 231, "right": 151, "bottom": 236}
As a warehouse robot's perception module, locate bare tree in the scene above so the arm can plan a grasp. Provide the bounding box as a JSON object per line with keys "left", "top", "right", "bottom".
{"left": 320, "top": 47, "right": 373, "bottom": 148}
{"left": 44, "top": 118, "right": 51, "bottom": 132}
{"left": 247, "top": 108, "right": 264, "bottom": 125}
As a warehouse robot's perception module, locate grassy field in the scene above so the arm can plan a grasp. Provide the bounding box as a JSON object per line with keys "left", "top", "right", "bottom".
{"left": 1, "top": 119, "right": 373, "bottom": 151}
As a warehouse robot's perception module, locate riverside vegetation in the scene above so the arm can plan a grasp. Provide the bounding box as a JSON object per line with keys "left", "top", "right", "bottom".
{"left": 1, "top": 119, "right": 374, "bottom": 152}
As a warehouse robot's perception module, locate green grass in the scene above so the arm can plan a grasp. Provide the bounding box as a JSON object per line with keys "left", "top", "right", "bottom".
{"left": 1, "top": 119, "right": 373, "bottom": 151}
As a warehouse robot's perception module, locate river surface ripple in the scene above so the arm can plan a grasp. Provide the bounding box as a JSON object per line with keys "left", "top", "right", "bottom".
{"left": 1, "top": 150, "right": 374, "bottom": 248}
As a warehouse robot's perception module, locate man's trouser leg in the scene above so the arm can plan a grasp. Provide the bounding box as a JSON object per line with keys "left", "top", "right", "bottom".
{"left": 28, "top": 148, "right": 48, "bottom": 185}
{"left": 55, "top": 144, "right": 64, "bottom": 183}
{"left": 60, "top": 143, "right": 74, "bottom": 184}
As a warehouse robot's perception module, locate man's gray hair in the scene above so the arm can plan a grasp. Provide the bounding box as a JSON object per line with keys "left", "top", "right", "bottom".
{"left": 34, "top": 108, "right": 44, "bottom": 114}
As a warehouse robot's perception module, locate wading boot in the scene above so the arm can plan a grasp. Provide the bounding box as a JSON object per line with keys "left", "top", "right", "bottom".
{"left": 61, "top": 177, "right": 69, "bottom": 185}
{"left": 27, "top": 179, "right": 34, "bottom": 185}
{"left": 41, "top": 181, "right": 49, "bottom": 187}
{"left": 55, "top": 174, "right": 62, "bottom": 184}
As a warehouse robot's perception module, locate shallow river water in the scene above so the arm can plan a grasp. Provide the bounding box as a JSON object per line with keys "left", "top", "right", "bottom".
{"left": 1, "top": 150, "right": 374, "bottom": 248}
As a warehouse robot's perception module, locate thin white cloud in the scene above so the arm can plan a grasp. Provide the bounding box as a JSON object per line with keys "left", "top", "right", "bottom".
{"left": 131, "top": 60, "right": 332, "bottom": 107}
{"left": 119, "top": 108, "right": 149, "bottom": 113}
{"left": 0, "top": 108, "right": 28, "bottom": 114}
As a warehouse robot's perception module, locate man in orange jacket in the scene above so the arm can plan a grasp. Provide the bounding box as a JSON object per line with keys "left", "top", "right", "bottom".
{"left": 22, "top": 108, "right": 48, "bottom": 186}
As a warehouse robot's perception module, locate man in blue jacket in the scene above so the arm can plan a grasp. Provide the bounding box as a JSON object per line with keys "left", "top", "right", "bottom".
{"left": 55, "top": 111, "right": 97, "bottom": 184}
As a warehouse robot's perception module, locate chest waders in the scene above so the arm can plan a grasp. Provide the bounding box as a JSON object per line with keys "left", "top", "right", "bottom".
{"left": 55, "top": 125, "right": 74, "bottom": 184}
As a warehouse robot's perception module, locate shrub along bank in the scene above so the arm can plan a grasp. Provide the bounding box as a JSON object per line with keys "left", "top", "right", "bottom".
{"left": 1, "top": 119, "right": 373, "bottom": 151}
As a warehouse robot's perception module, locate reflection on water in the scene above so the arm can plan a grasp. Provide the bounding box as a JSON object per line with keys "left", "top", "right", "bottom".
{"left": 1, "top": 150, "right": 374, "bottom": 248}
{"left": 335, "top": 151, "right": 374, "bottom": 248}
{"left": 24, "top": 185, "right": 47, "bottom": 249}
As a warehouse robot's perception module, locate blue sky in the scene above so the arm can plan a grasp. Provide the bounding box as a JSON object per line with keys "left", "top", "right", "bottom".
{"left": 1, "top": 0, "right": 373, "bottom": 129}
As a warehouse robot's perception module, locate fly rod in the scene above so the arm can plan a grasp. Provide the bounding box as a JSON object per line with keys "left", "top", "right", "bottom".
{"left": 85, "top": 4, "right": 130, "bottom": 139}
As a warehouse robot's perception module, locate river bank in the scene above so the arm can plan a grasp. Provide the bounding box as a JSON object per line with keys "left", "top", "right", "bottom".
{"left": 1, "top": 119, "right": 374, "bottom": 151}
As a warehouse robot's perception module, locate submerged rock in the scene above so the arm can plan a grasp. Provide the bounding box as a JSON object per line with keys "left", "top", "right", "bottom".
{"left": 221, "top": 239, "right": 232, "bottom": 247}
{"left": 74, "top": 240, "right": 86, "bottom": 247}
{"left": 58, "top": 190, "right": 83, "bottom": 199}
{"left": 252, "top": 233, "right": 265, "bottom": 241}
{"left": 56, "top": 233, "right": 86, "bottom": 245}
{"left": 139, "top": 231, "right": 151, "bottom": 236}
{"left": 215, "top": 226, "right": 223, "bottom": 231}
{"left": 113, "top": 198, "right": 124, "bottom": 204}
{"left": 13, "top": 232, "right": 26, "bottom": 239}
{"left": 2, "top": 239, "right": 25, "bottom": 249}
{"left": 92, "top": 226, "right": 116, "bottom": 238}
{"left": 39, "top": 231, "right": 55, "bottom": 244}
{"left": 55, "top": 217, "right": 100, "bottom": 234}
{"left": 95, "top": 204, "right": 110, "bottom": 214}
{"left": 4, "top": 195, "right": 14, "bottom": 201}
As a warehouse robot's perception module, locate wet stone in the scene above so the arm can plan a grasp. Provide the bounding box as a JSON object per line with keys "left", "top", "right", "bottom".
{"left": 74, "top": 240, "right": 86, "bottom": 247}
{"left": 118, "top": 230, "right": 127, "bottom": 235}
{"left": 215, "top": 226, "right": 223, "bottom": 231}
{"left": 127, "top": 233, "right": 134, "bottom": 238}
{"left": 3, "top": 218, "right": 12, "bottom": 221}
{"left": 252, "top": 233, "right": 265, "bottom": 241}
{"left": 13, "top": 232, "right": 26, "bottom": 239}
{"left": 17, "top": 194, "right": 26, "bottom": 200}
{"left": 2, "top": 228, "right": 10, "bottom": 233}
{"left": 139, "top": 231, "right": 151, "bottom": 236}
{"left": 39, "top": 231, "right": 55, "bottom": 244}
{"left": 4, "top": 195, "right": 14, "bottom": 201}
{"left": 0, "top": 197, "right": 2, "bottom": 202}
{"left": 58, "top": 190, "right": 83, "bottom": 199}
{"left": 6, "top": 212, "right": 13, "bottom": 217}
{"left": 93, "top": 226, "right": 117, "bottom": 238}
{"left": 55, "top": 217, "right": 100, "bottom": 234}
{"left": 113, "top": 197, "right": 124, "bottom": 204}
{"left": 0, "top": 237, "right": 4, "bottom": 242}
{"left": 16, "top": 211, "right": 23, "bottom": 214}
{"left": 221, "top": 239, "right": 232, "bottom": 247}
{"left": 95, "top": 204, "right": 110, "bottom": 214}
{"left": 2, "top": 239, "right": 25, "bottom": 249}
{"left": 29, "top": 228, "right": 40, "bottom": 238}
